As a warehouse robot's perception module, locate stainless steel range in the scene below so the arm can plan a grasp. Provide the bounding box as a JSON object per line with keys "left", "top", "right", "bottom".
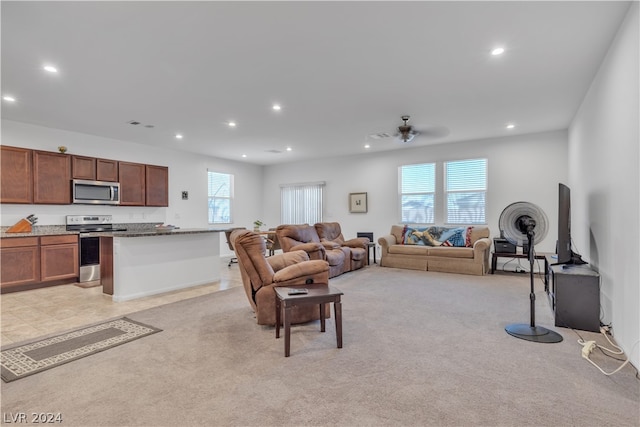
{"left": 66, "top": 215, "right": 127, "bottom": 283}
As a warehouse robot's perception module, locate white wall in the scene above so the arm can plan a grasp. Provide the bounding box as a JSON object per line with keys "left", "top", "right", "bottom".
{"left": 569, "top": 3, "right": 639, "bottom": 368}
{"left": 262, "top": 130, "right": 568, "bottom": 255}
{"left": 1, "top": 119, "right": 264, "bottom": 255}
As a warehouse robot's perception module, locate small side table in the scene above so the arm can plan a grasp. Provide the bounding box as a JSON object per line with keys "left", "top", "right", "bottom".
{"left": 274, "top": 284, "right": 343, "bottom": 357}
{"left": 366, "top": 242, "right": 377, "bottom": 264}
{"left": 491, "top": 252, "right": 550, "bottom": 289}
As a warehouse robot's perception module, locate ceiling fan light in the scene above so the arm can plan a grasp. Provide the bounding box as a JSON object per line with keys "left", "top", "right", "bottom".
{"left": 399, "top": 133, "right": 415, "bottom": 143}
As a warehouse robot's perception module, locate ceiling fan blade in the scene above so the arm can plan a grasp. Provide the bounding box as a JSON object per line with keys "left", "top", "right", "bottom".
{"left": 419, "top": 126, "right": 450, "bottom": 139}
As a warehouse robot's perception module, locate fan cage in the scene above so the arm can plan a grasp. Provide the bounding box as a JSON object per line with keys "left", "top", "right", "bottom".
{"left": 498, "top": 201, "right": 548, "bottom": 247}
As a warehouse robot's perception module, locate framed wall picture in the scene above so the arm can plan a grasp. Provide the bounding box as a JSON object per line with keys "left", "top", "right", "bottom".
{"left": 349, "top": 192, "right": 368, "bottom": 213}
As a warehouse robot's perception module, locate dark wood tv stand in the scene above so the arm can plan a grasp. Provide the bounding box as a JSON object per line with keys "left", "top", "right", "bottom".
{"left": 546, "top": 256, "right": 600, "bottom": 332}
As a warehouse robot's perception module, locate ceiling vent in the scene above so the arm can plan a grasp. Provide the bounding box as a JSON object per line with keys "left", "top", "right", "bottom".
{"left": 127, "top": 120, "right": 155, "bottom": 128}
{"left": 368, "top": 133, "right": 392, "bottom": 140}
{"left": 265, "top": 149, "right": 283, "bottom": 154}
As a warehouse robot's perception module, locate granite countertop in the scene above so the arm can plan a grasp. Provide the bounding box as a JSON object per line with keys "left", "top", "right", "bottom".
{"left": 1, "top": 224, "right": 229, "bottom": 239}
{"left": 103, "top": 228, "right": 229, "bottom": 238}
{"left": 1, "top": 226, "right": 74, "bottom": 239}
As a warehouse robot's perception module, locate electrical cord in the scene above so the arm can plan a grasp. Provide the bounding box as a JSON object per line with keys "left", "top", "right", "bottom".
{"left": 578, "top": 327, "right": 640, "bottom": 376}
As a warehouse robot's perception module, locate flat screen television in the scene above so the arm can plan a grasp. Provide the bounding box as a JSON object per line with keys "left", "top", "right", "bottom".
{"left": 556, "top": 183, "right": 586, "bottom": 265}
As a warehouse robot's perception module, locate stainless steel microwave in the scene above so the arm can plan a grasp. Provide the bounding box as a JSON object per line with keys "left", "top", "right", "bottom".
{"left": 72, "top": 179, "right": 120, "bottom": 205}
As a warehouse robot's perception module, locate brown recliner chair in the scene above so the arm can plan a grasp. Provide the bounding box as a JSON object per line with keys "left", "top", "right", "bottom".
{"left": 315, "top": 222, "right": 369, "bottom": 271}
{"left": 231, "top": 229, "right": 330, "bottom": 326}
{"left": 224, "top": 227, "right": 246, "bottom": 267}
{"left": 276, "top": 224, "right": 348, "bottom": 278}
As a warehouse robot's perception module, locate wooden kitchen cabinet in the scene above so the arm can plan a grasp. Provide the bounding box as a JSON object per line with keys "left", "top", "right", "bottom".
{"left": 96, "top": 158, "right": 118, "bottom": 182}
{"left": 0, "top": 237, "right": 40, "bottom": 289}
{"left": 146, "top": 165, "right": 169, "bottom": 207}
{"left": 1, "top": 235, "right": 79, "bottom": 292}
{"left": 40, "top": 235, "right": 79, "bottom": 282}
{"left": 33, "top": 150, "right": 71, "bottom": 204}
{"left": 0, "top": 145, "right": 33, "bottom": 204}
{"left": 72, "top": 155, "right": 96, "bottom": 179}
{"left": 118, "top": 161, "right": 146, "bottom": 206}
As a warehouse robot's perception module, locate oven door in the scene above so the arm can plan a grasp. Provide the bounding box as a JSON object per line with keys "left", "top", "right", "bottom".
{"left": 79, "top": 235, "right": 100, "bottom": 282}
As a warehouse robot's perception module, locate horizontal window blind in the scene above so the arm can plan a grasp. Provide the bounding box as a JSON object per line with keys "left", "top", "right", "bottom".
{"left": 208, "top": 171, "right": 233, "bottom": 224}
{"left": 445, "top": 158, "right": 487, "bottom": 224}
{"left": 400, "top": 163, "right": 435, "bottom": 224}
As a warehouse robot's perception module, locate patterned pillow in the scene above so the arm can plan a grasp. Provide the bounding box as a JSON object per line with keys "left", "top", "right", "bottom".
{"left": 440, "top": 227, "right": 473, "bottom": 247}
{"left": 402, "top": 226, "right": 445, "bottom": 246}
{"left": 402, "top": 225, "right": 474, "bottom": 247}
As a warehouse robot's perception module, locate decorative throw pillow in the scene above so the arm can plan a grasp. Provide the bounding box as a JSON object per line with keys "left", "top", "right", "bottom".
{"left": 440, "top": 226, "right": 474, "bottom": 247}
{"left": 402, "top": 226, "right": 443, "bottom": 246}
{"left": 402, "top": 226, "right": 474, "bottom": 247}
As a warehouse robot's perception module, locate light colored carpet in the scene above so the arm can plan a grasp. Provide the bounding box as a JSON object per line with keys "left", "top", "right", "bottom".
{"left": 1, "top": 266, "right": 638, "bottom": 426}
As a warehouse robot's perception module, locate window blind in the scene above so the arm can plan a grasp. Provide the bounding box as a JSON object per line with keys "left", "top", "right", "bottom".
{"left": 400, "top": 163, "right": 435, "bottom": 224}
{"left": 445, "top": 158, "right": 487, "bottom": 224}
{"left": 280, "top": 182, "right": 324, "bottom": 225}
{"left": 208, "top": 171, "right": 233, "bottom": 224}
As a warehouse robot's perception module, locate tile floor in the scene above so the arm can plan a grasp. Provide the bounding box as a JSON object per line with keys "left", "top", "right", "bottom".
{"left": 1, "top": 257, "right": 243, "bottom": 347}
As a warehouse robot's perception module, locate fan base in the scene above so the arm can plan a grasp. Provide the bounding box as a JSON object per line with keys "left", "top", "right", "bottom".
{"left": 505, "top": 324, "right": 563, "bottom": 343}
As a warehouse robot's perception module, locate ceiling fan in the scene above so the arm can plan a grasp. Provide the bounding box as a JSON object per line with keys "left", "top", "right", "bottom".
{"left": 370, "top": 115, "right": 449, "bottom": 144}
{"left": 397, "top": 115, "right": 418, "bottom": 143}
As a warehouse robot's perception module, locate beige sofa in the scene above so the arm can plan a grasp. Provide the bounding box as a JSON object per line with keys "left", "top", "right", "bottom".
{"left": 378, "top": 225, "right": 491, "bottom": 275}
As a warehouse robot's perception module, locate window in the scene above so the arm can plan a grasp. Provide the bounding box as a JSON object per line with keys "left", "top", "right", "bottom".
{"left": 445, "top": 158, "right": 487, "bottom": 224}
{"left": 400, "top": 163, "right": 436, "bottom": 224}
{"left": 280, "top": 182, "right": 324, "bottom": 225}
{"left": 208, "top": 171, "right": 233, "bottom": 224}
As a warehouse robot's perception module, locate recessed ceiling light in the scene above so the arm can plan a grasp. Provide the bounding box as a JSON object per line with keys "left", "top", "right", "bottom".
{"left": 175, "top": 134, "right": 183, "bottom": 139}
{"left": 491, "top": 47, "right": 505, "bottom": 56}
{"left": 242, "top": 154, "right": 247, "bottom": 158}
{"left": 272, "top": 104, "right": 281, "bottom": 111}
{"left": 364, "top": 144, "right": 371, "bottom": 149}
{"left": 286, "top": 147, "right": 292, "bottom": 152}
{"left": 2, "top": 95, "right": 16, "bottom": 102}
{"left": 43, "top": 65, "right": 58, "bottom": 73}
{"left": 506, "top": 123, "right": 515, "bottom": 129}
{"left": 228, "top": 121, "right": 237, "bottom": 127}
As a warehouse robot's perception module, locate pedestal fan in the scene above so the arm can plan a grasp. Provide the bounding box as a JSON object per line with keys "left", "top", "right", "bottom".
{"left": 499, "top": 202, "right": 563, "bottom": 343}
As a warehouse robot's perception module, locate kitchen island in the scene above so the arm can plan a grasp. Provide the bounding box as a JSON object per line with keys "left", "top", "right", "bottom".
{"left": 101, "top": 228, "right": 228, "bottom": 302}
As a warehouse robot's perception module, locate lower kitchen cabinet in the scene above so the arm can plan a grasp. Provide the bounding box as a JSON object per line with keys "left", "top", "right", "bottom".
{"left": 1, "top": 235, "right": 79, "bottom": 292}
{"left": 40, "top": 235, "right": 79, "bottom": 282}
{"left": 0, "top": 237, "right": 40, "bottom": 289}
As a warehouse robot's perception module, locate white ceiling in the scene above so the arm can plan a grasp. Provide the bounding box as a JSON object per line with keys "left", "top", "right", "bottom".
{"left": 1, "top": 1, "right": 631, "bottom": 165}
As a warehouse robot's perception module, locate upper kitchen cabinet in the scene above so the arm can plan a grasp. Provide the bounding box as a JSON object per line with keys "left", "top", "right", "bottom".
{"left": 33, "top": 150, "right": 71, "bottom": 204}
{"left": 96, "top": 159, "right": 118, "bottom": 182}
{"left": 0, "top": 145, "right": 33, "bottom": 204}
{"left": 72, "top": 155, "right": 96, "bottom": 180}
{"left": 72, "top": 156, "right": 118, "bottom": 182}
{"left": 118, "top": 161, "right": 146, "bottom": 206}
{"left": 145, "top": 165, "right": 169, "bottom": 207}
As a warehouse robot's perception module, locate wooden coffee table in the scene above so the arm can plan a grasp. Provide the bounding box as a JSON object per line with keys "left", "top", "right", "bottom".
{"left": 274, "top": 283, "right": 343, "bottom": 357}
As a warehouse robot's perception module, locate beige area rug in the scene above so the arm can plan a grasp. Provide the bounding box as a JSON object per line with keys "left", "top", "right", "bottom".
{"left": 1, "top": 317, "right": 161, "bottom": 382}
{"left": 1, "top": 267, "right": 638, "bottom": 426}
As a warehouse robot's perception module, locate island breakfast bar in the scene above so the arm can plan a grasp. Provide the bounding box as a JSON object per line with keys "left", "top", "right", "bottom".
{"left": 100, "top": 228, "right": 227, "bottom": 302}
